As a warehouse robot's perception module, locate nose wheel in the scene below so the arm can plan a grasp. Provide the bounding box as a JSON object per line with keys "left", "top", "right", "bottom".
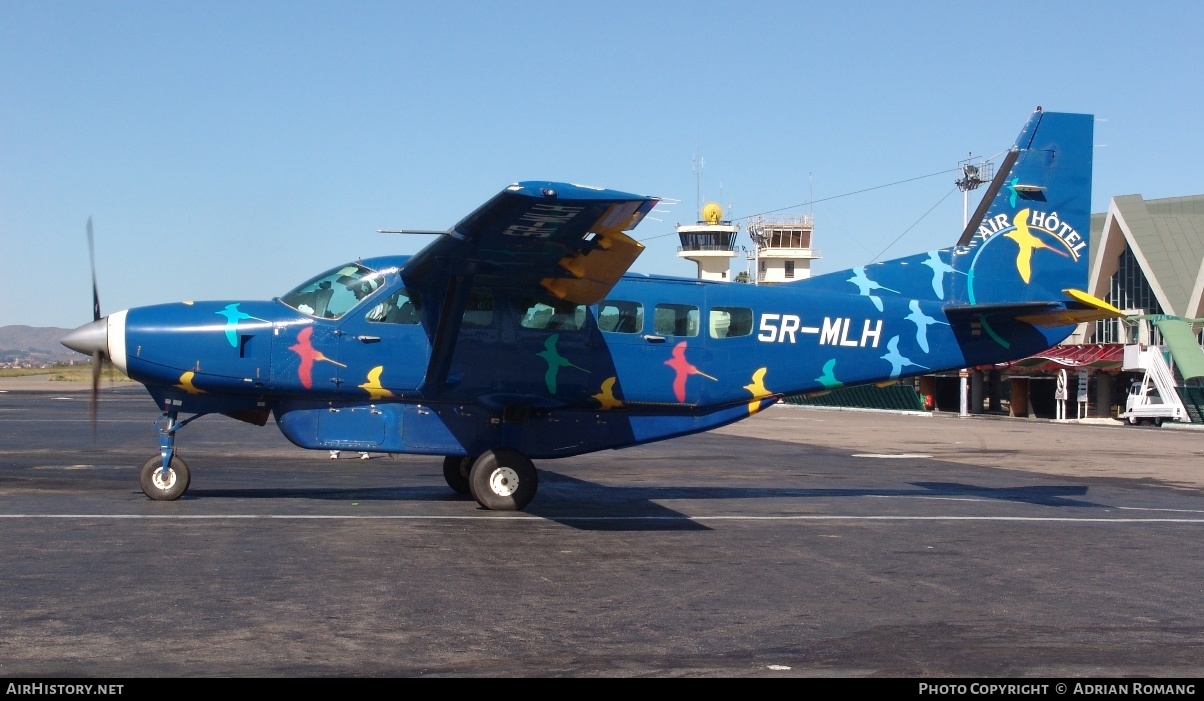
{"left": 140, "top": 454, "right": 190, "bottom": 501}
{"left": 139, "top": 410, "right": 201, "bottom": 501}
{"left": 468, "top": 449, "right": 537, "bottom": 511}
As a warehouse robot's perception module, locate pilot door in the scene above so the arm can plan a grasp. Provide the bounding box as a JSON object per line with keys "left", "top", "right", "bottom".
{"left": 334, "top": 287, "right": 431, "bottom": 394}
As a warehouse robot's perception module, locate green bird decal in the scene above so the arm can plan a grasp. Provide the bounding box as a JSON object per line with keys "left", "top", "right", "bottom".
{"left": 537, "top": 334, "right": 589, "bottom": 393}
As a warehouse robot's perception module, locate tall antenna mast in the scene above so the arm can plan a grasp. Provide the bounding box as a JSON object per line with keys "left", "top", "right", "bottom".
{"left": 692, "top": 151, "right": 704, "bottom": 218}
{"left": 955, "top": 152, "right": 992, "bottom": 228}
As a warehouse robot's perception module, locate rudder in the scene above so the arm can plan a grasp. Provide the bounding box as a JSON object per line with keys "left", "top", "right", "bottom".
{"left": 948, "top": 109, "right": 1094, "bottom": 306}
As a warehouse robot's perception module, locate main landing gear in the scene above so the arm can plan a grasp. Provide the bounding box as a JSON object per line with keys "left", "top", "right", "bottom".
{"left": 443, "top": 449, "right": 538, "bottom": 511}
{"left": 140, "top": 411, "right": 200, "bottom": 501}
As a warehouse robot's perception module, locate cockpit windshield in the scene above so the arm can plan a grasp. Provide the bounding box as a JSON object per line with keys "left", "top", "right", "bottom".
{"left": 279, "top": 263, "right": 387, "bottom": 319}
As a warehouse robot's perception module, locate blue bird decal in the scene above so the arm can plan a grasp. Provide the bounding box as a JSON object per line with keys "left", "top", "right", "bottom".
{"left": 215, "top": 303, "right": 269, "bottom": 347}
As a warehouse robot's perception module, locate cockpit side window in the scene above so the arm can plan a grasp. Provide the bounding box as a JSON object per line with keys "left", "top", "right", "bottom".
{"left": 280, "top": 264, "right": 386, "bottom": 319}
{"left": 366, "top": 289, "right": 423, "bottom": 325}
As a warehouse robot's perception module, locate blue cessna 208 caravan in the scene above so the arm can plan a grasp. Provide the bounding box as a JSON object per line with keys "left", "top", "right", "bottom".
{"left": 62, "top": 109, "right": 1119, "bottom": 511}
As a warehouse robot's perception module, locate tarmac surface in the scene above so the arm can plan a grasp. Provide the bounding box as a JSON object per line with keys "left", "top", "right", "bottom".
{"left": 2, "top": 379, "right": 1204, "bottom": 677}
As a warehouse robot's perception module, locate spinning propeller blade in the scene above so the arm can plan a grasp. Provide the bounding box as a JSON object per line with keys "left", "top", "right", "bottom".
{"left": 87, "top": 216, "right": 100, "bottom": 322}
{"left": 86, "top": 216, "right": 101, "bottom": 438}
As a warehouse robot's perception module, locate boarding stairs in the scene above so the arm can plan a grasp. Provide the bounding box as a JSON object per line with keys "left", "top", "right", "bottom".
{"left": 1123, "top": 344, "right": 1190, "bottom": 423}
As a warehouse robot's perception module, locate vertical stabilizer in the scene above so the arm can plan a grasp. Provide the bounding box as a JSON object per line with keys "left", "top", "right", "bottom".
{"left": 800, "top": 110, "right": 1093, "bottom": 311}
{"left": 948, "top": 110, "right": 1094, "bottom": 306}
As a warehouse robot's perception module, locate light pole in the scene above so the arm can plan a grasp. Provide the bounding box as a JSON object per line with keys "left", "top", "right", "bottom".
{"left": 955, "top": 156, "right": 991, "bottom": 418}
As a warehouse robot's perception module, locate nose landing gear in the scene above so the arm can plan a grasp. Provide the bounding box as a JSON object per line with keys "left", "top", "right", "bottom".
{"left": 140, "top": 411, "right": 202, "bottom": 501}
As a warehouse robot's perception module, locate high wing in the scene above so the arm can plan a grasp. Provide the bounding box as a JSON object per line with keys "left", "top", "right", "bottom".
{"left": 400, "top": 181, "right": 659, "bottom": 391}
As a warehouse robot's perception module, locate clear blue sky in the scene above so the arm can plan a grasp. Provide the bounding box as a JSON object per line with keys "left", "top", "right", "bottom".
{"left": 3, "top": 1, "right": 1201, "bottom": 329}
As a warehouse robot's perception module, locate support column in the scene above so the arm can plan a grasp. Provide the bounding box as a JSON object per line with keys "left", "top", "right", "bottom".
{"left": 971, "top": 370, "right": 985, "bottom": 414}
{"left": 959, "top": 369, "right": 970, "bottom": 418}
{"left": 988, "top": 370, "right": 1002, "bottom": 413}
{"left": 1010, "top": 378, "right": 1029, "bottom": 418}
{"left": 1096, "top": 373, "right": 1114, "bottom": 418}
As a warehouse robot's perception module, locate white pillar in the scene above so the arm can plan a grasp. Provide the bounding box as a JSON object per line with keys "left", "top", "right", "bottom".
{"left": 959, "top": 369, "right": 970, "bottom": 418}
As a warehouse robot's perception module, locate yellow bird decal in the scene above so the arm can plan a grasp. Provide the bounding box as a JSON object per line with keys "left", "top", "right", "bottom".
{"left": 174, "top": 371, "right": 205, "bottom": 395}
{"left": 358, "top": 366, "right": 394, "bottom": 399}
{"left": 1004, "top": 208, "right": 1067, "bottom": 284}
{"left": 592, "top": 376, "right": 624, "bottom": 410}
{"left": 743, "top": 367, "right": 771, "bottom": 415}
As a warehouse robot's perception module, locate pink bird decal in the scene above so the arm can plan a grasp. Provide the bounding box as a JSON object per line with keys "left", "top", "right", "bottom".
{"left": 288, "top": 326, "right": 345, "bottom": 388}
{"left": 664, "top": 341, "right": 717, "bottom": 402}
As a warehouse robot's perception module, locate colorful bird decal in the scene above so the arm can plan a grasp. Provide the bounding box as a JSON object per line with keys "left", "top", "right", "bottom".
{"left": 905, "top": 299, "right": 948, "bottom": 354}
{"left": 881, "top": 335, "right": 929, "bottom": 378}
{"left": 921, "top": 251, "right": 955, "bottom": 300}
{"left": 358, "top": 366, "right": 394, "bottom": 399}
{"left": 174, "top": 371, "right": 205, "bottom": 395}
{"left": 288, "top": 326, "right": 345, "bottom": 389}
{"left": 743, "top": 367, "right": 771, "bottom": 415}
{"left": 592, "top": 376, "right": 624, "bottom": 410}
{"left": 848, "top": 267, "right": 898, "bottom": 312}
{"left": 215, "top": 303, "right": 269, "bottom": 348}
{"left": 816, "top": 358, "right": 842, "bottom": 389}
{"left": 536, "top": 334, "right": 589, "bottom": 394}
{"left": 1004, "top": 208, "right": 1067, "bottom": 284}
{"left": 664, "top": 341, "right": 717, "bottom": 402}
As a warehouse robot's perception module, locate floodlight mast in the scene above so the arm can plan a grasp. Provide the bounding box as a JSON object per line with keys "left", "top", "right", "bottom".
{"left": 955, "top": 155, "right": 994, "bottom": 229}
{"left": 953, "top": 154, "right": 994, "bottom": 419}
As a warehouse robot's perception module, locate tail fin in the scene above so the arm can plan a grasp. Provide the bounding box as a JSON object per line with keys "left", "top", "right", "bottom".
{"left": 949, "top": 109, "right": 1094, "bottom": 306}
{"left": 802, "top": 110, "right": 1094, "bottom": 309}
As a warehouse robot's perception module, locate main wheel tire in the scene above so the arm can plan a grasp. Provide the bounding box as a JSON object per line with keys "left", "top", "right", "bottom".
{"left": 468, "top": 449, "right": 537, "bottom": 511}
{"left": 442, "top": 455, "right": 474, "bottom": 495}
{"left": 1153, "top": 417, "right": 1164, "bottom": 428}
{"left": 139, "top": 454, "right": 190, "bottom": 501}
{"left": 1126, "top": 415, "right": 1140, "bottom": 426}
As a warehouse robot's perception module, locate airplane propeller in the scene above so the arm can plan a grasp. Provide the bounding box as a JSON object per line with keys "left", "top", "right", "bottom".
{"left": 86, "top": 216, "right": 102, "bottom": 438}
{"left": 61, "top": 216, "right": 118, "bottom": 439}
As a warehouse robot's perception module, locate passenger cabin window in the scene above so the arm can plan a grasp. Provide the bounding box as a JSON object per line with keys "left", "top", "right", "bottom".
{"left": 366, "top": 289, "right": 422, "bottom": 325}
{"left": 463, "top": 290, "right": 493, "bottom": 328}
{"left": 654, "top": 304, "right": 699, "bottom": 337}
{"left": 597, "top": 300, "right": 643, "bottom": 334}
{"left": 521, "top": 299, "right": 586, "bottom": 331}
{"left": 709, "top": 307, "right": 753, "bottom": 338}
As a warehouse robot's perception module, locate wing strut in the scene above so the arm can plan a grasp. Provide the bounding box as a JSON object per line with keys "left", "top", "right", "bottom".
{"left": 421, "top": 273, "right": 471, "bottom": 392}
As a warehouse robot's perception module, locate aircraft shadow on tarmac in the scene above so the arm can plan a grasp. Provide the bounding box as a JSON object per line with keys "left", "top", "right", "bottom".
{"left": 183, "top": 474, "right": 1099, "bottom": 532}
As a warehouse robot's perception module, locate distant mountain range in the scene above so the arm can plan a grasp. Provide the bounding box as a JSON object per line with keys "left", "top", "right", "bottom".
{"left": 0, "top": 325, "right": 82, "bottom": 365}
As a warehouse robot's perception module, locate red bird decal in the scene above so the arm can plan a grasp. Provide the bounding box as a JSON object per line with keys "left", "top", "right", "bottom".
{"left": 288, "top": 326, "right": 345, "bottom": 388}
{"left": 663, "top": 341, "right": 717, "bottom": 402}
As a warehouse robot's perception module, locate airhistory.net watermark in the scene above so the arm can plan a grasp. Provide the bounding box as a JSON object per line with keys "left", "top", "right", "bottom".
{"left": 5, "top": 685, "right": 123, "bottom": 696}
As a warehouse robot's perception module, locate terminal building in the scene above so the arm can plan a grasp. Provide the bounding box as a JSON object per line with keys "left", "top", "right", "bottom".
{"left": 919, "top": 192, "right": 1204, "bottom": 419}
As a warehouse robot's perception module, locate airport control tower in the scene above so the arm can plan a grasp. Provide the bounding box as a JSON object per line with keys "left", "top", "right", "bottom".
{"left": 676, "top": 202, "right": 740, "bottom": 281}
{"left": 746, "top": 214, "right": 820, "bottom": 284}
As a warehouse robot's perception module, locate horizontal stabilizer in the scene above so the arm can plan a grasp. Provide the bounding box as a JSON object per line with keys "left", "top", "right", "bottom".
{"left": 944, "top": 289, "right": 1124, "bottom": 328}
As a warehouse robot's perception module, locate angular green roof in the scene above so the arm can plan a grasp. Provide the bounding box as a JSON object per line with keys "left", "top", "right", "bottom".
{"left": 1090, "top": 193, "right": 1204, "bottom": 318}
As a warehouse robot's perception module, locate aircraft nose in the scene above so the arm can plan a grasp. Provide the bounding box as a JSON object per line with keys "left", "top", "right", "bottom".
{"left": 61, "top": 318, "right": 108, "bottom": 356}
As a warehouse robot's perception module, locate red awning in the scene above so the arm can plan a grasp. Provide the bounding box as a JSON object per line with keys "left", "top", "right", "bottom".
{"left": 981, "top": 343, "right": 1125, "bottom": 373}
